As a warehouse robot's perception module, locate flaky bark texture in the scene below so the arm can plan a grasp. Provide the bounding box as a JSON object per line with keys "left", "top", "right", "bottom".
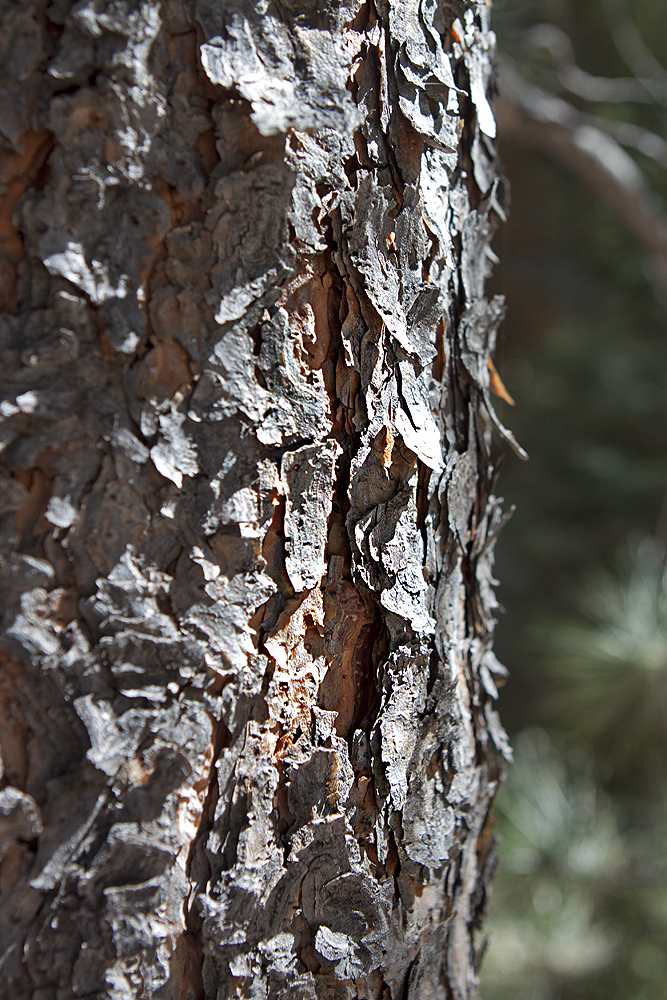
{"left": 0, "top": 2, "right": 513, "bottom": 998}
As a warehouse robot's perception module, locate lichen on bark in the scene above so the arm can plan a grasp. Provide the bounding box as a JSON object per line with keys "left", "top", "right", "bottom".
{"left": 0, "top": 2, "right": 513, "bottom": 998}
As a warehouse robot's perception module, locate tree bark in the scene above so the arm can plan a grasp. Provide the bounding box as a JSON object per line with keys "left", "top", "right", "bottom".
{"left": 0, "top": 2, "right": 512, "bottom": 998}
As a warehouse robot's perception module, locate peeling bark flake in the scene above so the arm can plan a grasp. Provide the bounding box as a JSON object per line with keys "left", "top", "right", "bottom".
{"left": 282, "top": 441, "right": 342, "bottom": 594}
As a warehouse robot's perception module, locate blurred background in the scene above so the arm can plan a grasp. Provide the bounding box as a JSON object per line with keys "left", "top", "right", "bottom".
{"left": 481, "top": 1, "right": 667, "bottom": 998}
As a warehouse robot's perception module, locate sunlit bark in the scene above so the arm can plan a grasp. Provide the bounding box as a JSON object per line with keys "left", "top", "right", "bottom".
{"left": 0, "top": 2, "right": 511, "bottom": 997}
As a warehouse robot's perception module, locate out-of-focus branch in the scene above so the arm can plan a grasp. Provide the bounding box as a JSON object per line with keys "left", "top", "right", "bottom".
{"left": 604, "top": 0, "right": 667, "bottom": 106}
{"left": 595, "top": 119, "right": 667, "bottom": 171}
{"left": 496, "top": 62, "right": 667, "bottom": 285}
{"left": 525, "top": 23, "right": 659, "bottom": 104}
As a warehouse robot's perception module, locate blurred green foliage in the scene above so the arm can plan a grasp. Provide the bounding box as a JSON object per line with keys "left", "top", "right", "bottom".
{"left": 542, "top": 538, "right": 667, "bottom": 786}
{"left": 483, "top": 730, "right": 667, "bottom": 1000}
{"left": 481, "top": 0, "right": 667, "bottom": 996}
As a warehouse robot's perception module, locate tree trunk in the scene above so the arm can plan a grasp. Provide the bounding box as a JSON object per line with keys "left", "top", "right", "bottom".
{"left": 0, "top": 2, "right": 513, "bottom": 998}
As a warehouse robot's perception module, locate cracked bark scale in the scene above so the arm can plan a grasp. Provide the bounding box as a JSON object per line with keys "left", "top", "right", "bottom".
{"left": 0, "top": 2, "right": 513, "bottom": 998}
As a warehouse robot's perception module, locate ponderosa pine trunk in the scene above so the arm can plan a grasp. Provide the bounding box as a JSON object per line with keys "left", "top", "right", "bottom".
{"left": 0, "top": 2, "right": 515, "bottom": 998}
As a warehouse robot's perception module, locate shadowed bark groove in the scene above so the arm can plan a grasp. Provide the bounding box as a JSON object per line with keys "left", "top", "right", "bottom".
{"left": 0, "top": 1, "right": 513, "bottom": 998}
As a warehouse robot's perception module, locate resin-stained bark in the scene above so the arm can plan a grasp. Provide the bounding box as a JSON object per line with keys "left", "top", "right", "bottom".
{"left": 0, "top": 2, "right": 512, "bottom": 998}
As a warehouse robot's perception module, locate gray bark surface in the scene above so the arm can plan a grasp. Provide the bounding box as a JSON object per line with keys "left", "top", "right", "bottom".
{"left": 0, "top": 2, "right": 512, "bottom": 998}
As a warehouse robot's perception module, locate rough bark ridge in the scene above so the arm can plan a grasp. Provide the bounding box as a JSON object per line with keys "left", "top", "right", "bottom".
{"left": 0, "top": 2, "right": 513, "bottom": 998}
